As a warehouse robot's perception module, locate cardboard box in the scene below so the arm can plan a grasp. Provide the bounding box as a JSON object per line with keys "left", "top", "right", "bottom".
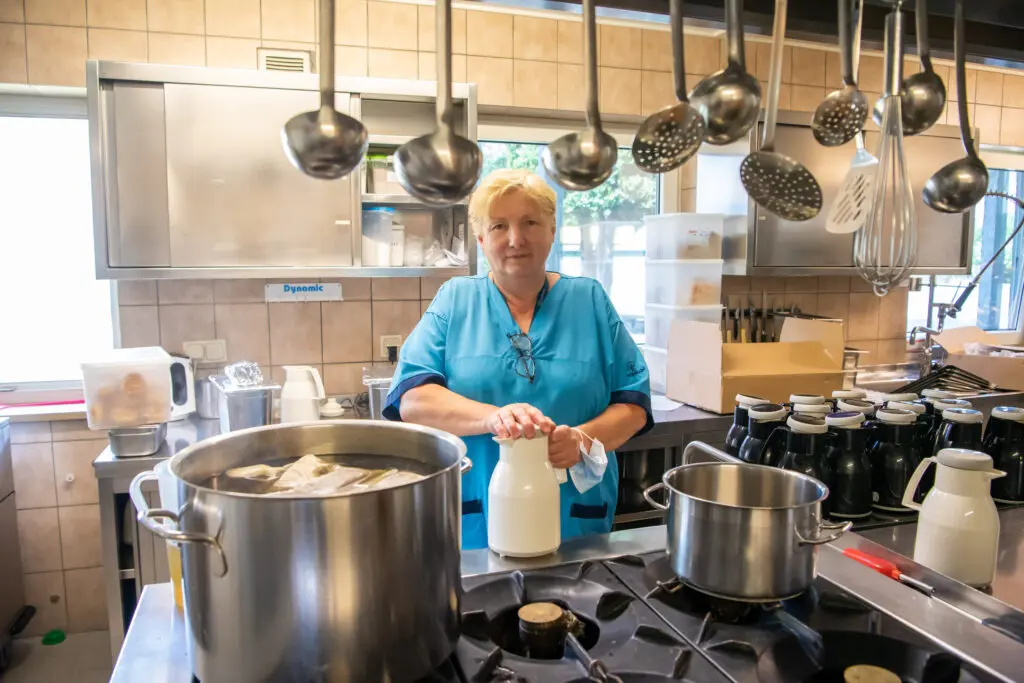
{"left": 933, "top": 326, "right": 1024, "bottom": 390}
{"left": 665, "top": 317, "right": 846, "bottom": 414}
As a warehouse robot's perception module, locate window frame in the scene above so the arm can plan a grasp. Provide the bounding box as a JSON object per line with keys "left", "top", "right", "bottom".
{"left": 0, "top": 87, "right": 122, "bottom": 402}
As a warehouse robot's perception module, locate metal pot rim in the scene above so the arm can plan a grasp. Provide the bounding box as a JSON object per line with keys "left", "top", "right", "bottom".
{"left": 167, "top": 419, "right": 468, "bottom": 500}
{"left": 661, "top": 461, "right": 828, "bottom": 511}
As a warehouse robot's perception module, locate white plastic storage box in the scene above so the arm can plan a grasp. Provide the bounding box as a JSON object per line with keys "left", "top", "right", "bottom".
{"left": 646, "top": 304, "right": 723, "bottom": 350}
{"left": 645, "top": 259, "right": 724, "bottom": 307}
{"left": 643, "top": 346, "right": 667, "bottom": 394}
{"left": 645, "top": 213, "right": 724, "bottom": 260}
{"left": 82, "top": 347, "right": 172, "bottom": 430}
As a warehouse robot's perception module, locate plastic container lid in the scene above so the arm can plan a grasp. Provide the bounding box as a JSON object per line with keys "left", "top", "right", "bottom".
{"left": 921, "top": 389, "right": 956, "bottom": 399}
{"left": 876, "top": 408, "right": 917, "bottom": 425}
{"left": 931, "top": 398, "right": 973, "bottom": 411}
{"left": 793, "top": 403, "right": 831, "bottom": 416}
{"left": 826, "top": 411, "right": 866, "bottom": 428}
{"left": 941, "top": 408, "right": 984, "bottom": 424}
{"left": 749, "top": 403, "right": 788, "bottom": 422}
{"left": 936, "top": 448, "right": 996, "bottom": 471}
{"left": 789, "top": 394, "right": 826, "bottom": 405}
{"left": 735, "top": 394, "right": 770, "bottom": 408}
{"left": 837, "top": 398, "right": 875, "bottom": 415}
{"left": 990, "top": 406, "right": 1024, "bottom": 422}
{"left": 884, "top": 392, "right": 919, "bottom": 402}
{"left": 832, "top": 389, "right": 868, "bottom": 399}
{"left": 320, "top": 398, "right": 346, "bottom": 418}
{"left": 888, "top": 400, "right": 926, "bottom": 415}
{"left": 788, "top": 414, "right": 827, "bottom": 434}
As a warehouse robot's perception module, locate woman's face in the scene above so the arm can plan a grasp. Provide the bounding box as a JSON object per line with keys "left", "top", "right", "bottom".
{"left": 477, "top": 191, "right": 555, "bottom": 279}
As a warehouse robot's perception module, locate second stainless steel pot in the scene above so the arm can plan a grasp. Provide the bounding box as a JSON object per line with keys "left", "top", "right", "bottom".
{"left": 130, "top": 420, "right": 469, "bottom": 683}
{"left": 645, "top": 462, "right": 850, "bottom": 601}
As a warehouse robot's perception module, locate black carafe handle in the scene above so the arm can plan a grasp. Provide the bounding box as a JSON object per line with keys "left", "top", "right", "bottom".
{"left": 760, "top": 426, "right": 788, "bottom": 467}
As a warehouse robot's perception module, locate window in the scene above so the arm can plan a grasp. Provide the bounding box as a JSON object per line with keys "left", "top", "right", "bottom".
{"left": 0, "top": 107, "right": 115, "bottom": 393}
{"left": 476, "top": 131, "right": 663, "bottom": 339}
{"left": 907, "top": 166, "right": 1024, "bottom": 334}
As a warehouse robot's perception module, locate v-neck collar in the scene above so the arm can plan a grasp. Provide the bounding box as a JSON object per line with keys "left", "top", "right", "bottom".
{"left": 487, "top": 273, "right": 561, "bottom": 336}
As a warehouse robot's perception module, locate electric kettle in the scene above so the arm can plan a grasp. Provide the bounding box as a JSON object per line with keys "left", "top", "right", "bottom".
{"left": 487, "top": 435, "right": 560, "bottom": 558}
{"left": 280, "top": 365, "right": 326, "bottom": 423}
{"left": 902, "top": 448, "right": 1005, "bottom": 587}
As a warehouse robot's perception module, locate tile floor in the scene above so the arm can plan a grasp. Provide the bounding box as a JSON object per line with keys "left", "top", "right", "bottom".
{"left": 2, "top": 631, "right": 112, "bottom": 683}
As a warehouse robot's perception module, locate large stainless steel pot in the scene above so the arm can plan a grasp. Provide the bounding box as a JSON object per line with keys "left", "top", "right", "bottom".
{"left": 130, "top": 420, "right": 469, "bottom": 683}
{"left": 644, "top": 462, "right": 851, "bottom": 601}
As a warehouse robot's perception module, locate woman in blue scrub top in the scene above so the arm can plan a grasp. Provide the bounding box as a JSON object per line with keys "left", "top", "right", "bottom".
{"left": 384, "top": 169, "right": 653, "bottom": 550}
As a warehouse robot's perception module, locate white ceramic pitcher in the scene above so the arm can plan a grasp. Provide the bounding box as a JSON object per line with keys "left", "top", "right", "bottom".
{"left": 902, "top": 448, "right": 1005, "bottom": 587}
{"left": 487, "top": 435, "right": 560, "bottom": 558}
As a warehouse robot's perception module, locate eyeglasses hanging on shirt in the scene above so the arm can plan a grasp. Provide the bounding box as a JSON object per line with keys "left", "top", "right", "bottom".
{"left": 508, "top": 333, "right": 536, "bottom": 382}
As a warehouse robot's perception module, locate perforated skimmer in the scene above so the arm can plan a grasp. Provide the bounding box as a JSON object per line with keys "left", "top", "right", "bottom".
{"left": 811, "top": 0, "right": 867, "bottom": 147}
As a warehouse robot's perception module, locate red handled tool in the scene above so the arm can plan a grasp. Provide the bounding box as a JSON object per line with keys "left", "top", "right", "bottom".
{"left": 843, "top": 548, "right": 935, "bottom": 595}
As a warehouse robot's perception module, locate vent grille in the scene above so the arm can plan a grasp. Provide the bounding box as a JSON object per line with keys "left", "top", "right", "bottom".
{"left": 258, "top": 48, "right": 312, "bottom": 73}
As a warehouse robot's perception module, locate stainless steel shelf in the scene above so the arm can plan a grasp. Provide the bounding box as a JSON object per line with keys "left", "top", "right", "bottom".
{"left": 613, "top": 510, "right": 664, "bottom": 524}
{"left": 362, "top": 193, "right": 467, "bottom": 207}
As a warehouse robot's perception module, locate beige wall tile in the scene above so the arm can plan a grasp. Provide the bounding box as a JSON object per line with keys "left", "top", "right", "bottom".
{"left": 785, "top": 276, "right": 818, "bottom": 292}
{"left": 372, "top": 301, "right": 421, "bottom": 361}
{"left": 974, "top": 104, "right": 1001, "bottom": 145}
{"left": 722, "top": 276, "right": 749, "bottom": 295}
{"left": 640, "top": 69, "right": 673, "bottom": 116}
{"left": 817, "top": 276, "right": 850, "bottom": 293}
{"left": 25, "top": 0, "right": 84, "bottom": 25}
{"left": 52, "top": 440, "right": 103, "bottom": 506}
{"left": 641, "top": 29, "right": 669, "bottom": 72}
{"left": 372, "top": 277, "right": 419, "bottom": 300}
{"left": 64, "top": 567, "right": 106, "bottom": 632}
{"left": 215, "top": 304, "right": 270, "bottom": 366}
{"left": 784, "top": 293, "right": 818, "bottom": 314}
{"left": 11, "top": 422, "right": 51, "bottom": 445}
{"left": 206, "top": 36, "right": 259, "bottom": 68}
{"left": 149, "top": 32, "right": 205, "bottom": 66}
{"left": 17, "top": 507, "right": 62, "bottom": 572}
{"left": 751, "top": 276, "right": 786, "bottom": 293}
{"left": 413, "top": 5, "right": 464, "bottom": 53}
{"left": 213, "top": 279, "right": 265, "bottom": 303}
{"left": 466, "top": 55, "right": 513, "bottom": 106}
{"left": 465, "top": 10, "right": 512, "bottom": 58}
{"left": 858, "top": 54, "right": 884, "bottom": 93}
{"left": 322, "top": 363, "right": 365, "bottom": 395}
{"left": 420, "top": 276, "right": 449, "bottom": 300}
{"left": 679, "top": 188, "right": 696, "bottom": 212}
{"left": 1000, "top": 108, "right": 1024, "bottom": 147}
{"left": 337, "top": 45, "right": 368, "bottom": 76}
{"left": 269, "top": 302, "right": 322, "bottom": 365}
{"left": 158, "top": 281, "right": 213, "bottom": 305}
{"left": 878, "top": 287, "right": 908, "bottom": 339}
{"left": 557, "top": 19, "right": 580, "bottom": 64}
{"left": 0, "top": 23, "right": 26, "bottom": 83}
{"left": 262, "top": 0, "right": 313, "bottom": 42}
{"left": 789, "top": 46, "right": 826, "bottom": 86}
{"left": 118, "top": 305, "right": 159, "bottom": 348}
{"left": 322, "top": 301, "right": 372, "bottom": 363}
{"left": 513, "top": 15, "right": 556, "bottom": 62}
{"left": 948, "top": 68, "right": 977, "bottom": 103}
{"left": 1003, "top": 73, "right": 1024, "bottom": 109}
{"left": 87, "top": 0, "right": 145, "bottom": 30}
{"left": 21, "top": 571, "right": 67, "bottom": 638}
{"left": 58, "top": 504, "right": 101, "bottom": 569}
{"left": 451, "top": 8, "right": 465, "bottom": 54}
{"left": 26, "top": 25, "right": 86, "bottom": 86}
{"left": 975, "top": 70, "right": 1002, "bottom": 106}
{"left": 876, "top": 339, "right": 909, "bottom": 364}
{"left": 50, "top": 420, "right": 105, "bottom": 442}
{"left": 599, "top": 67, "right": 641, "bottom": 116}
{"left": 417, "top": 51, "right": 466, "bottom": 82}
{"left": 367, "top": 47, "right": 417, "bottom": 79}
{"left": 513, "top": 58, "right": 556, "bottom": 109}
{"left": 206, "top": 0, "right": 259, "bottom": 38}
{"left": 12, "top": 443, "right": 55, "bottom": 509}
{"left": 847, "top": 292, "right": 880, "bottom": 341}
{"left": 557, "top": 62, "right": 583, "bottom": 111}
{"left": 599, "top": 24, "right": 641, "bottom": 70}
{"left": 824, "top": 51, "right": 841, "bottom": 90}
{"left": 752, "top": 42, "right": 770, "bottom": 82}
{"left": 815, "top": 292, "right": 850, "bottom": 331}
{"left": 0, "top": 0, "right": 24, "bottom": 22}
{"left": 790, "top": 85, "right": 824, "bottom": 112}
{"left": 159, "top": 304, "right": 215, "bottom": 353}
{"left": 336, "top": 0, "right": 367, "bottom": 47}
{"left": 849, "top": 339, "right": 878, "bottom": 357}
{"left": 148, "top": 0, "right": 204, "bottom": 34}
{"left": 367, "top": 0, "right": 414, "bottom": 50}
{"left": 420, "top": 299, "right": 430, "bottom": 316}
{"left": 849, "top": 275, "right": 874, "bottom": 292}
{"left": 685, "top": 33, "right": 720, "bottom": 77}
{"left": 339, "top": 278, "right": 371, "bottom": 300}
{"left": 416, "top": 4, "right": 433, "bottom": 51}
{"left": 117, "top": 280, "right": 157, "bottom": 305}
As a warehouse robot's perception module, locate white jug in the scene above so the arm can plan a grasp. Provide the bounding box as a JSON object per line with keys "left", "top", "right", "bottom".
{"left": 487, "top": 435, "right": 561, "bottom": 558}
{"left": 280, "top": 365, "right": 326, "bottom": 423}
{"left": 902, "top": 448, "right": 1005, "bottom": 587}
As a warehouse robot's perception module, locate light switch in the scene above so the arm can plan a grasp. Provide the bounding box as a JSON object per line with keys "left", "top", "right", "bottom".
{"left": 182, "top": 341, "right": 206, "bottom": 360}
{"left": 204, "top": 340, "right": 228, "bottom": 362}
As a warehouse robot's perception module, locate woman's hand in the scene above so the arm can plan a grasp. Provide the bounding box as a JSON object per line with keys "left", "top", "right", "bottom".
{"left": 548, "top": 425, "right": 583, "bottom": 469}
{"left": 485, "top": 403, "right": 555, "bottom": 439}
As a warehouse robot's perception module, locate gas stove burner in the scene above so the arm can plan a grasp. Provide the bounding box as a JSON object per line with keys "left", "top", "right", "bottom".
{"left": 517, "top": 602, "right": 584, "bottom": 659}
{"left": 758, "top": 631, "right": 983, "bottom": 683}
{"left": 642, "top": 557, "right": 762, "bottom": 625}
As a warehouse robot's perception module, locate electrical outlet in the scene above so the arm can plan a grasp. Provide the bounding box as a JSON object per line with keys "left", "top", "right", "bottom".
{"left": 204, "top": 340, "right": 228, "bottom": 363}
{"left": 380, "top": 335, "right": 403, "bottom": 357}
{"left": 182, "top": 342, "right": 206, "bottom": 360}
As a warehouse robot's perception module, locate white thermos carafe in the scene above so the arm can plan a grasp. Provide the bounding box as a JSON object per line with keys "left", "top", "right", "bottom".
{"left": 487, "top": 435, "right": 561, "bottom": 557}
{"left": 280, "top": 365, "right": 326, "bottom": 423}
{"left": 902, "top": 448, "right": 1005, "bottom": 587}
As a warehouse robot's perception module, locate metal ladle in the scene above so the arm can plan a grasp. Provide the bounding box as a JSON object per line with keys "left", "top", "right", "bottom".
{"left": 739, "top": 0, "right": 823, "bottom": 222}
{"left": 922, "top": 0, "right": 988, "bottom": 213}
{"left": 394, "top": 0, "right": 482, "bottom": 205}
{"left": 872, "top": 0, "right": 945, "bottom": 135}
{"left": 282, "top": 0, "right": 368, "bottom": 179}
{"left": 689, "top": 0, "right": 761, "bottom": 145}
{"left": 631, "top": 0, "right": 705, "bottom": 173}
{"left": 811, "top": 0, "right": 867, "bottom": 147}
{"left": 542, "top": 0, "right": 617, "bottom": 190}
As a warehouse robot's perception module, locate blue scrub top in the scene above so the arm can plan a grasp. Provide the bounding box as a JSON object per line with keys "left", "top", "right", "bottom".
{"left": 384, "top": 274, "right": 653, "bottom": 550}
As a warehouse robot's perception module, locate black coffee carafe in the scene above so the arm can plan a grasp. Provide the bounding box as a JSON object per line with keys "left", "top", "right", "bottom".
{"left": 778, "top": 415, "right": 834, "bottom": 511}
{"left": 933, "top": 408, "right": 985, "bottom": 454}
{"left": 922, "top": 398, "right": 973, "bottom": 453}
{"left": 725, "top": 394, "right": 769, "bottom": 457}
{"left": 837, "top": 398, "right": 876, "bottom": 419}
{"left": 738, "top": 403, "right": 788, "bottom": 465}
{"left": 983, "top": 406, "right": 1024, "bottom": 503}
{"left": 887, "top": 400, "right": 932, "bottom": 459}
{"left": 825, "top": 411, "right": 874, "bottom": 519}
{"left": 867, "top": 408, "right": 922, "bottom": 512}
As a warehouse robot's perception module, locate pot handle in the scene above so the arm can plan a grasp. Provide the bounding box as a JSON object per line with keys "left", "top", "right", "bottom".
{"left": 460, "top": 456, "right": 473, "bottom": 475}
{"left": 901, "top": 456, "right": 934, "bottom": 511}
{"left": 129, "top": 471, "right": 228, "bottom": 577}
{"left": 643, "top": 482, "right": 669, "bottom": 511}
{"left": 796, "top": 518, "right": 853, "bottom": 546}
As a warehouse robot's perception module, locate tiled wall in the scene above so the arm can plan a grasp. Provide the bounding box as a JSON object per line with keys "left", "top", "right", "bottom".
{"left": 8, "top": 419, "right": 107, "bottom": 637}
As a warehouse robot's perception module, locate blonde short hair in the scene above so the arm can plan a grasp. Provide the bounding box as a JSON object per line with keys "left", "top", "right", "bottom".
{"left": 468, "top": 169, "right": 557, "bottom": 235}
